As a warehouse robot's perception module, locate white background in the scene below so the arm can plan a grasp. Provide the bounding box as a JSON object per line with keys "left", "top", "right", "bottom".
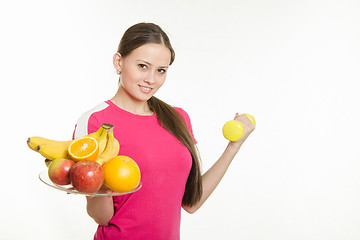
{"left": 1, "top": 0, "right": 359, "bottom": 239}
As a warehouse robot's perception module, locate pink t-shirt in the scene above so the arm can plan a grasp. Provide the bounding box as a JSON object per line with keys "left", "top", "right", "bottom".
{"left": 73, "top": 100, "right": 195, "bottom": 240}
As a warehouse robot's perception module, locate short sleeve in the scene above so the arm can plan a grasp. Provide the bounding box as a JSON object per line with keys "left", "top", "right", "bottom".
{"left": 72, "top": 114, "right": 101, "bottom": 140}
{"left": 174, "top": 107, "right": 197, "bottom": 144}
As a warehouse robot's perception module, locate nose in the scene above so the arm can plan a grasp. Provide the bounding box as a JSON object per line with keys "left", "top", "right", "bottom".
{"left": 144, "top": 71, "right": 156, "bottom": 85}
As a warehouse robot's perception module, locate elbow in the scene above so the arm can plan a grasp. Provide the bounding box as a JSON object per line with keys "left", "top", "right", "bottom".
{"left": 86, "top": 196, "right": 114, "bottom": 226}
{"left": 182, "top": 205, "right": 199, "bottom": 214}
{"left": 185, "top": 208, "right": 197, "bottom": 214}
{"left": 95, "top": 218, "right": 111, "bottom": 227}
{"left": 87, "top": 209, "right": 111, "bottom": 226}
{"left": 86, "top": 206, "right": 112, "bottom": 226}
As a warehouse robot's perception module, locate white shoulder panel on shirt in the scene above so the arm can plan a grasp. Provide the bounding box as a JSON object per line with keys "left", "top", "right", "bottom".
{"left": 73, "top": 101, "right": 109, "bottom": 139}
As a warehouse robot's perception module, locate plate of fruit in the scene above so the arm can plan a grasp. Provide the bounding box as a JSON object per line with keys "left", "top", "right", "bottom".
{"left": 28, "top": 123, "right": 142, "bottom": 196}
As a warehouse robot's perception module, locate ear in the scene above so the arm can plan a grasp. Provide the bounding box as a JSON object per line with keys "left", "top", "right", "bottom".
{"left": 113, "top": 53, "right": 122, "bottom": 73}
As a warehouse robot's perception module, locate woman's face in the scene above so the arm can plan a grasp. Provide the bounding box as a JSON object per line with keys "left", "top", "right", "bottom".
{"left": 117, "top": 43, "right": 171, "bottom": 102}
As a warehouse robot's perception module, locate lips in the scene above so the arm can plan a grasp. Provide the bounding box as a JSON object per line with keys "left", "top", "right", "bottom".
{"left": 139, "top": 85, "right": 153, "bottom": 93}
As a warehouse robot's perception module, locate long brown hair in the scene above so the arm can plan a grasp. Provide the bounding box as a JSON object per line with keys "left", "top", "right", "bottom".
{"left": 117, "top": 22, "right": 202, "bottom": 206}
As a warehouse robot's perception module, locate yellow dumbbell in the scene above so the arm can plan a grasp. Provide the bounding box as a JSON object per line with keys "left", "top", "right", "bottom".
{"left": 222, "top": 114, "right": 256, "bottom": 141}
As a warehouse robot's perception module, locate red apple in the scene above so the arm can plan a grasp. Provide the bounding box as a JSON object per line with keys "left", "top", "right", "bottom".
{"left": 48, "top": 158, "right": 75, "bottom": 185}
{"left": 70, "top": 161, "right": 104, "bottom": 193}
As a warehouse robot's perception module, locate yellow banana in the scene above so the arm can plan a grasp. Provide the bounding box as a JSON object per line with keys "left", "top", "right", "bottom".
{"left": 87, "top": 126, "right": 104, "bottom": 139}
{"left": 45, "top": 159, "right": 52, "bottom": 167}
{"left": 101, "top": 123, "right": 114, "bottom": 131}
{"left": 28, "top": 124, "right": 112, "bottom": 162}
{"left": 96, "top": 127, "right": 108, "bottom": 155}
{"left": 27, "top": 125, "right": 104, "bottom": 152}
{"left": 95, "top": 126, "right": 120, "bottom": 166}
{"left": 37, "top": 144, "right": 69, "bottom": 160}
{"left": 27, "top": 137, "right": 72, "bottom": 152}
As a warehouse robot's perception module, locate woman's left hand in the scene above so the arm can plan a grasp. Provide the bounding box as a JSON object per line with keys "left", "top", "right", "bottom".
{"left": 231, "top": 113, "right": 256, "bottom": 146}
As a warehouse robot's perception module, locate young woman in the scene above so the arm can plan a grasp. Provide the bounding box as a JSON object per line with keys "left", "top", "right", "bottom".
{"left": 73, "top": 22, "right": 255, "bottom": 240}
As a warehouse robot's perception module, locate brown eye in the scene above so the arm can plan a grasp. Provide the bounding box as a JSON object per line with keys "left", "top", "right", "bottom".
{"left": 138, "top": 64, "right": 147, "bottom": 69}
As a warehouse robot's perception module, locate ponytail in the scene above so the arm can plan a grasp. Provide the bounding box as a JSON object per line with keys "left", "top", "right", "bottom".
{"left": 148, "top": 96, "right": 202, "bottom": 206}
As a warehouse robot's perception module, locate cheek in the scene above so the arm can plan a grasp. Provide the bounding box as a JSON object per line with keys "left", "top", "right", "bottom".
{"left": 121, "top": 69, "right": 140, "bottom": 83}
{"left": 157, "top": 75, "right": 167, "bottom": 86}
{"left": 159, "top": 79, "right": 166, "bottom": 87}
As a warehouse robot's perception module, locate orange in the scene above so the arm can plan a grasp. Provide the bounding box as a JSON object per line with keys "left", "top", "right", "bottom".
{"left": 103, "top": 155, "right": 141, "bottom": 193}
{"left": 68, "top": 136, "right": 99, "bottom": 162}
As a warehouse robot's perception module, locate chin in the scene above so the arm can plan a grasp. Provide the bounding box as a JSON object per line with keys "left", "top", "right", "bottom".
{"left": 132, "top": 94, "right": 154, "bottom": 102}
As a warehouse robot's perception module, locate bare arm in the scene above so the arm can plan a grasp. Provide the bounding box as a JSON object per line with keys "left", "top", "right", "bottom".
{"left": 182, "top": 113, "right": 255, "bottom": 214}
{"left": 86, "top": 196, "right": 114, "bottom": 226}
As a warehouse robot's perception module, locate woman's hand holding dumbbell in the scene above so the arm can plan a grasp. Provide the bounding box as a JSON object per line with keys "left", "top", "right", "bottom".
{"left": 223, "top": 113, "right": 256, "bottom": 143}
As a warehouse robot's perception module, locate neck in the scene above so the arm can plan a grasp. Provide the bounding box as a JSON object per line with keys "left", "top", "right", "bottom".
{"left": 111, "top": 87, "right": 153, "bottom": 116}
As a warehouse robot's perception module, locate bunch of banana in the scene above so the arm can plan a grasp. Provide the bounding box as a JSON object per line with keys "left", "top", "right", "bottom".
{"left": 27, "top": 123, "right": 116, "bottom": 166}
{"left": 95, "top": 125, "right": 120, "bottom": 166}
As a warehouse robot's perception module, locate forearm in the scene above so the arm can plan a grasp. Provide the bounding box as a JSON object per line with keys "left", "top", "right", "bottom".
{"left": 86, "top": 196, "right": 114, "bottom": 226}
{"left": 183, "top": 141, "right": 242, "bottom": 213}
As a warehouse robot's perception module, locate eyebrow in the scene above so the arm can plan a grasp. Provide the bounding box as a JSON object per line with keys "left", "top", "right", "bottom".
{"left": 136, "top": 60, "right": 169, "bottom": 68}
